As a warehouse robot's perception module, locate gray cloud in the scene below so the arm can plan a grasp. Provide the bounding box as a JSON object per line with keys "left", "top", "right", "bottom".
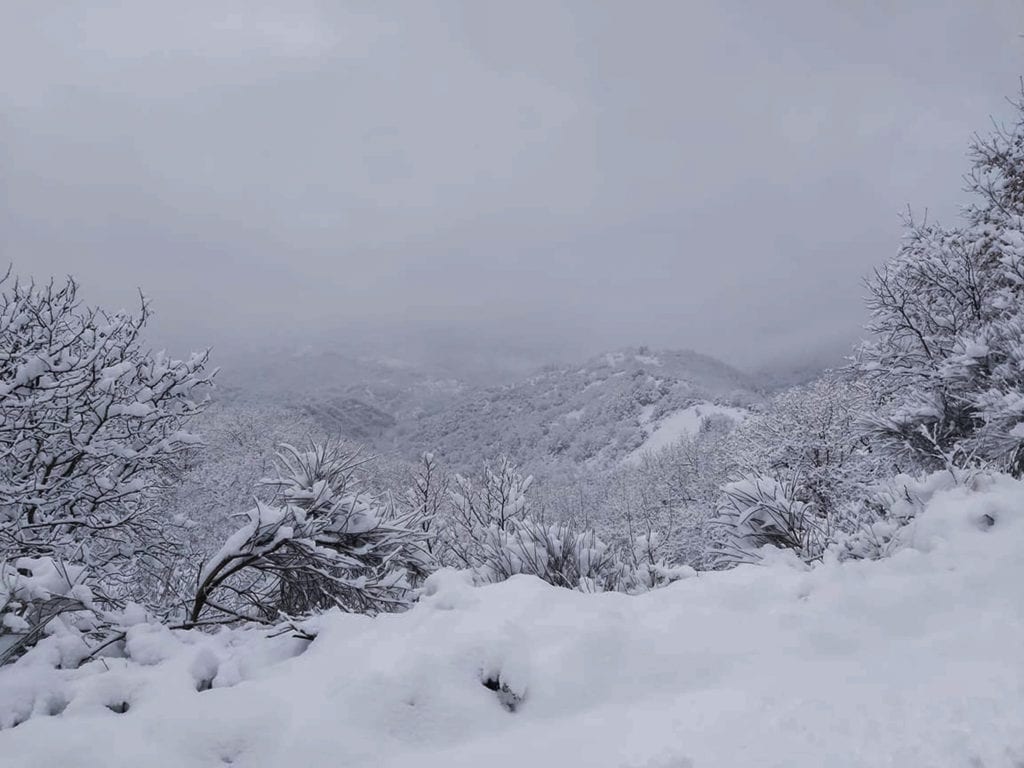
{"left": 2, "top": 1, "right": 1023, "bottom": 369}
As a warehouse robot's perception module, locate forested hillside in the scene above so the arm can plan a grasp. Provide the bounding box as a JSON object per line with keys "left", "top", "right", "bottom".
{"left": 387, "top": 347, "right": 759, "bottom": 469}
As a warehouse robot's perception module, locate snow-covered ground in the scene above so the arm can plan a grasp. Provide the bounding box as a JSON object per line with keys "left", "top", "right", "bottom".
{"left": 626, "top": 401, "right": 747, "bottom": 463}
{"left": 2, "top": 475, "right": 1023, "bottom": 767}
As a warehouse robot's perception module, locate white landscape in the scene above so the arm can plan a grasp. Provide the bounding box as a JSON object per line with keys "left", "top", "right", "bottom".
{"left": 2, "top": 474, "right": 1022, "bottom": 767}
{"left": 3, "top": 3, "right": 1024, "bottom": 767}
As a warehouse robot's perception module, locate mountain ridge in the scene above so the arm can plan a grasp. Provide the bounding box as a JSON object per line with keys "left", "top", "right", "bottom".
{"left": 385, "top": 346, "right": 762, "bottom": 470}
{"left": 211, "top": 344, "right": 775, "bottom": 471}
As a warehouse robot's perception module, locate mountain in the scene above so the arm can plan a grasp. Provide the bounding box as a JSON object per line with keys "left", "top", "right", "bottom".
{"left": 210, "top": 344, "right": 762, "bottom": 472}
{"left": 297, "top": 397, "right": 397, "bottom": 442}
{"left": 209, "top": 346, "right": 468, "bottom": 443}
{"left": 386, "top": 347, "right": 761, "bottom": 471}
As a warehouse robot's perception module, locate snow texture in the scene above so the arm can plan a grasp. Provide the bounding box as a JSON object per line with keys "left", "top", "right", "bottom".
{"left": 1, "top": 474, "right": 1023, "bottom": 766}
{"left": 626, "top": 401, "right": 747, "bottom": 464}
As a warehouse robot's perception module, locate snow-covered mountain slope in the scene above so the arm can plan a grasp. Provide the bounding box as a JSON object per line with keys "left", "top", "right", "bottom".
{"left": 625, "top": 400, "right": 748, "bottom": 464}
{"left": 185, "top": 344, "right": 763, "bottom": 474}
{"left": 2, "top": 474, "right": 1022, "bottom": 767}
{"left": 389, "top": 347, "right": 760, "bottom": 470}
{"left": 213, "top": 346, "right": 467, "bottom": 426}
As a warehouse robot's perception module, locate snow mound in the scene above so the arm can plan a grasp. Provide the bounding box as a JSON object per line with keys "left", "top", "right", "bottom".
{"left": 2, "top": 476, "right": 1024, "bottom": 766}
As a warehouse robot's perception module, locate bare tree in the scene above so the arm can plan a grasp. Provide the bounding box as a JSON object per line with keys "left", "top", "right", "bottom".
{"left": 0, "top": 271, "right": 213, "bottom": 608}
{"left": 441, "top": 456, "right": 533, "bottom": 568}
{"left": 404, "top": 452, "right": 449, "bottom": 557}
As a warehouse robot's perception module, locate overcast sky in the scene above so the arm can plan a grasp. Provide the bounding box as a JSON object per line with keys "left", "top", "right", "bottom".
{"left": 2, "top": 2, "right": 1023, "bottom": 370}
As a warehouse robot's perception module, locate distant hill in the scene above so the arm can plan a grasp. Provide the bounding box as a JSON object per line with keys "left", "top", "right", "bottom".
{"left": 211, "top": 346, "right": 467, "bottom": 428}
{"left": 211, "top": 344, "right": 763, "bottom": 472}
{"left": 298, "top": 397, "right": 397, "bottom": 442}
{"left": 387, "top": 347, "right": 761, "bottom": 471}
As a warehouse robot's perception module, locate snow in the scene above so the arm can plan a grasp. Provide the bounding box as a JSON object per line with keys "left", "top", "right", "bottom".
{"left": 3, "top": 558, "right": 89, "bottom": 604}
{"left": 626, "top": 401, "right": 747, "bottom": 463}
{"left": 637, "top": 404, "right": 655, "bottom": 426}
{"left": 2, "top": 475, "right": 1024, "bottom": 766}
{"left": 634, "top": 354, "right": 662, "bottom": 366}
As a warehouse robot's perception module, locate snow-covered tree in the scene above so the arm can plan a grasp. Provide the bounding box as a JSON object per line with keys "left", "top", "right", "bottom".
{"left": 403, "top": 452, "right": 449, "bottom": 557}
{"left": 856, "top": 94, "right": 1024, "bottom": 474}
{"left": 189, "top": 442, "right": 431, "bottom": 624}
{"left": 441, "top": 456, "right": 533, "bottom": 569}
{"left": 728, "top": 376, "right": 881, "bottom": 519}
{"left": 709, "top": 377, "right": 886, "bottom": 566}
{"left": 0, "top": 272, "right": 213, "bottom": 606}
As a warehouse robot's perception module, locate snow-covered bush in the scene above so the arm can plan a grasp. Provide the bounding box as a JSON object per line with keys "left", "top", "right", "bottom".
{"left": 435, "top": 457, "right": 651, "bottom": 592}
{"left": 189, "top": 442, "right": 432, "bottom": 624}
{"left": 0, "top": 558, "right": 95, "bottom": 666}
{"left": 728, "top": 376, "right": 881, "bottom": 523}
{"left": 626, "top": 530, "right": 696, "bottom": 590}
{"left": 834, "top": 467, "right": 987, "bottom": 561}
{"left": 0, "top": 555, "right": 162, "bottom": 671}
{"left": 0, "top": 272, "right": 213, "bottom": 612}
{"left": 475, "top": 518, "right": 628, "bottom": 592}
{"left": 712, "top": 474, "right": 831, "bottom": 566}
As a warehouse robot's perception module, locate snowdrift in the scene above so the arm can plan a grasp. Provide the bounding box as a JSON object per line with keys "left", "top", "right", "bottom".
{"left": 2, "top": 475, "right": 1023, "bottom": 767}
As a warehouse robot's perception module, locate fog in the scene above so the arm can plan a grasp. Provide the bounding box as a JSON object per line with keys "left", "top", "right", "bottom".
{"left": 2, "top": 1, "right": 1023, "bottom": 371}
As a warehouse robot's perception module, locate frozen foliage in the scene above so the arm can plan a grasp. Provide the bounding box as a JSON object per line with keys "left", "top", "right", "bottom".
{"left": 401, "top": 451, "right": 449, "bottom": 560}
{"left": 0, "top": 555, "right": 179, "bottom": 671}
{"left": 614, "top": 415, "right": 738, "bottom": 568}
{"left": 436, "top": 457, "right": 648, "bottom": 592}
{"left": 474, "top": 518, "right": 628, "bottom": 592}
{"left": 0, "top": 272, "right": 213, "bottom": 614}
{"left": 2, "top": 472, "right": 1022, "bottom": 766}
{"left": 0, "top": 557, "right": 93, "bottom": 666}
{"left": 441, "top": 457, "right": 534, "bottom": 570}
{"left": 714, "top": 475, "right": 830, "bottom": 565}
{"left": 712, "top": 377, "right": 884, "bottom": 564}
{"left": 729, "top": 376, "right": 882, "bottom": 513}
{"left": 518, "top": 412, "right": 740, "bottom": 575}
{"left": 834, "top": 466, "right": 986, "bottom": 562}
{"left": 162, "top": 402, "right": 326, "bottom": 547}
{"left": 626, "top": 530, "right": 697, "bottom": 590}
{"left": 189, "top": 442, "right": 431, "bottom": 624}
{"left": 856, "top": 94, "right": 1024, "bottom": 474}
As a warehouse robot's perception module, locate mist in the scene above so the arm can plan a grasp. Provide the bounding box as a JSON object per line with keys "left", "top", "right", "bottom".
{"left": 3, "top": 1, "right": 1023, "bottom": 371}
